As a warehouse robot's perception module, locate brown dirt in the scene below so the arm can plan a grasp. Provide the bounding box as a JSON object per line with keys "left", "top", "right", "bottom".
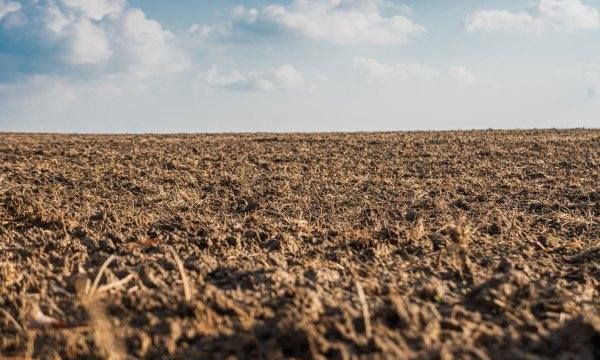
{"left": 0, "top": 130, "right": 598, "bottom": 360}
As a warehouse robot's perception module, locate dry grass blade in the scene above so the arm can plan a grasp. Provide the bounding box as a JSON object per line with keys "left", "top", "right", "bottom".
{"left": 355, "top": 280, "right": 372, "bottom": 339}
{"left": 88, "top": 255, "right": 116, "bottom": 295}
{"left": 0, "top": 307, "right": 23, "bottom": 333}
{"left": 96, "top": 273, "right": 134, "bottom": 294}
{"left": 167, "top": 245, "right": 192, "bottom": 303}
{"left": 27, "top": 302, "right": 65, "bottom": 329}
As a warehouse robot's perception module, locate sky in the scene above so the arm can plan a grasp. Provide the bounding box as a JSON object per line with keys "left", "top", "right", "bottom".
{"left": 0, "top": 0, "right": 599, "bottom": 132}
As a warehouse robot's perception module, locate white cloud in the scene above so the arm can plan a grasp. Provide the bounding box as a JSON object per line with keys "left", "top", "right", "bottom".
{"left": 0, "top": 0, "right": 20, "bottom": 20}
{"left": 3, "top": 1, "right": 188, "bottom": 78}
{"left": 189, "top": 23, "right": 229, "bottom": 39}
{"left": 118, "top": 8, "right": 189, "bottom": 77}
{"left": 448, "top": 65, "right": 476, "bottom": 84}
{"left": 204, "top": 65, "right": 305, "bottom": 92}
{"left": 191, "top": 0, "right": 424, "bottom": 45}
{"left": 466, "top": 10, "right": 540, "bottom": 33}
{"left": 231, "top": 5, "right": 260, "bottom": 24}
{"left": 466, "top": 0, "right": 600, "bottom": 33}
{"left": 539, "top": 0, "right": 600, "bottom": 29}
{"left": 353, "top": 57, "right": 436, "bottom": 83}
{"left": 68, "top": 19, "right": 112, "bottom": 64}
{"left": 45, "top": 2, "right": 73, "bottom": 33}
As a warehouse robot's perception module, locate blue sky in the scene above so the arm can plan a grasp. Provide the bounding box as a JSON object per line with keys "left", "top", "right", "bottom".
{"left": 0, "top": 0, "right": 599, "bottom": 132}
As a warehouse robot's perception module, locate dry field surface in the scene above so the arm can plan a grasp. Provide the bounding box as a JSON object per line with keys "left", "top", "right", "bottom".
{"left": 0, "top": 130, "right": 599, "bottom": 360}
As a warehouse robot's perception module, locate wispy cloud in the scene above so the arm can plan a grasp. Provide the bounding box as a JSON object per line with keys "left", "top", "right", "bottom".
{"left": 0, "top": 0, "right": 20, "bottom": 20}
{"left": 448, "top": 65, "right": 476, "bottom": 84}
{"left": 353, "top": 57, "right": 437, "bottom": 83}
{"left": 203, "top": 65, "right": 305, "bottom": 92}
{"left": 354, "top": 58, "right": 483, "bottom": 87}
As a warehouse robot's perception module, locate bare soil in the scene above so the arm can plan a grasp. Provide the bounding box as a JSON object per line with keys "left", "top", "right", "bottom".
{"left": 0, "top": 130, "right": 599, "bottom": 360}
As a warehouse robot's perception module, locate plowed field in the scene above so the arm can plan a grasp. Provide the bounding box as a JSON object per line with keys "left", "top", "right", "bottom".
{"left": 1, "top": 130, "right": 599, "bottom": 359}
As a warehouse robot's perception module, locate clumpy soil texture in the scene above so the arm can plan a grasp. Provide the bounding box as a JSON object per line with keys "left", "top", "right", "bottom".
{"left": 1, "top": 130, "right": 599, "bottom": 360}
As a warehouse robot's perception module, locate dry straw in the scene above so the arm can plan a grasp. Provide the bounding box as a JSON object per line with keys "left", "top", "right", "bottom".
{"left": 355, "top": 280, "right": 372, "bottom": 339}
{"left": 167, "top": 245, "right": 193, "bottom": 303}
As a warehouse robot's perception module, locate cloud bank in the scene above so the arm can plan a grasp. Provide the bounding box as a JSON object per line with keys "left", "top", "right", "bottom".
{"left": 192, "top": 0, "right": 424, "bottom": 45}
{"left": 466, "top": 0, "right": 600, "bottom": 33}
{"left": 0, "top": 0, "right": 188, "bottom": 79}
